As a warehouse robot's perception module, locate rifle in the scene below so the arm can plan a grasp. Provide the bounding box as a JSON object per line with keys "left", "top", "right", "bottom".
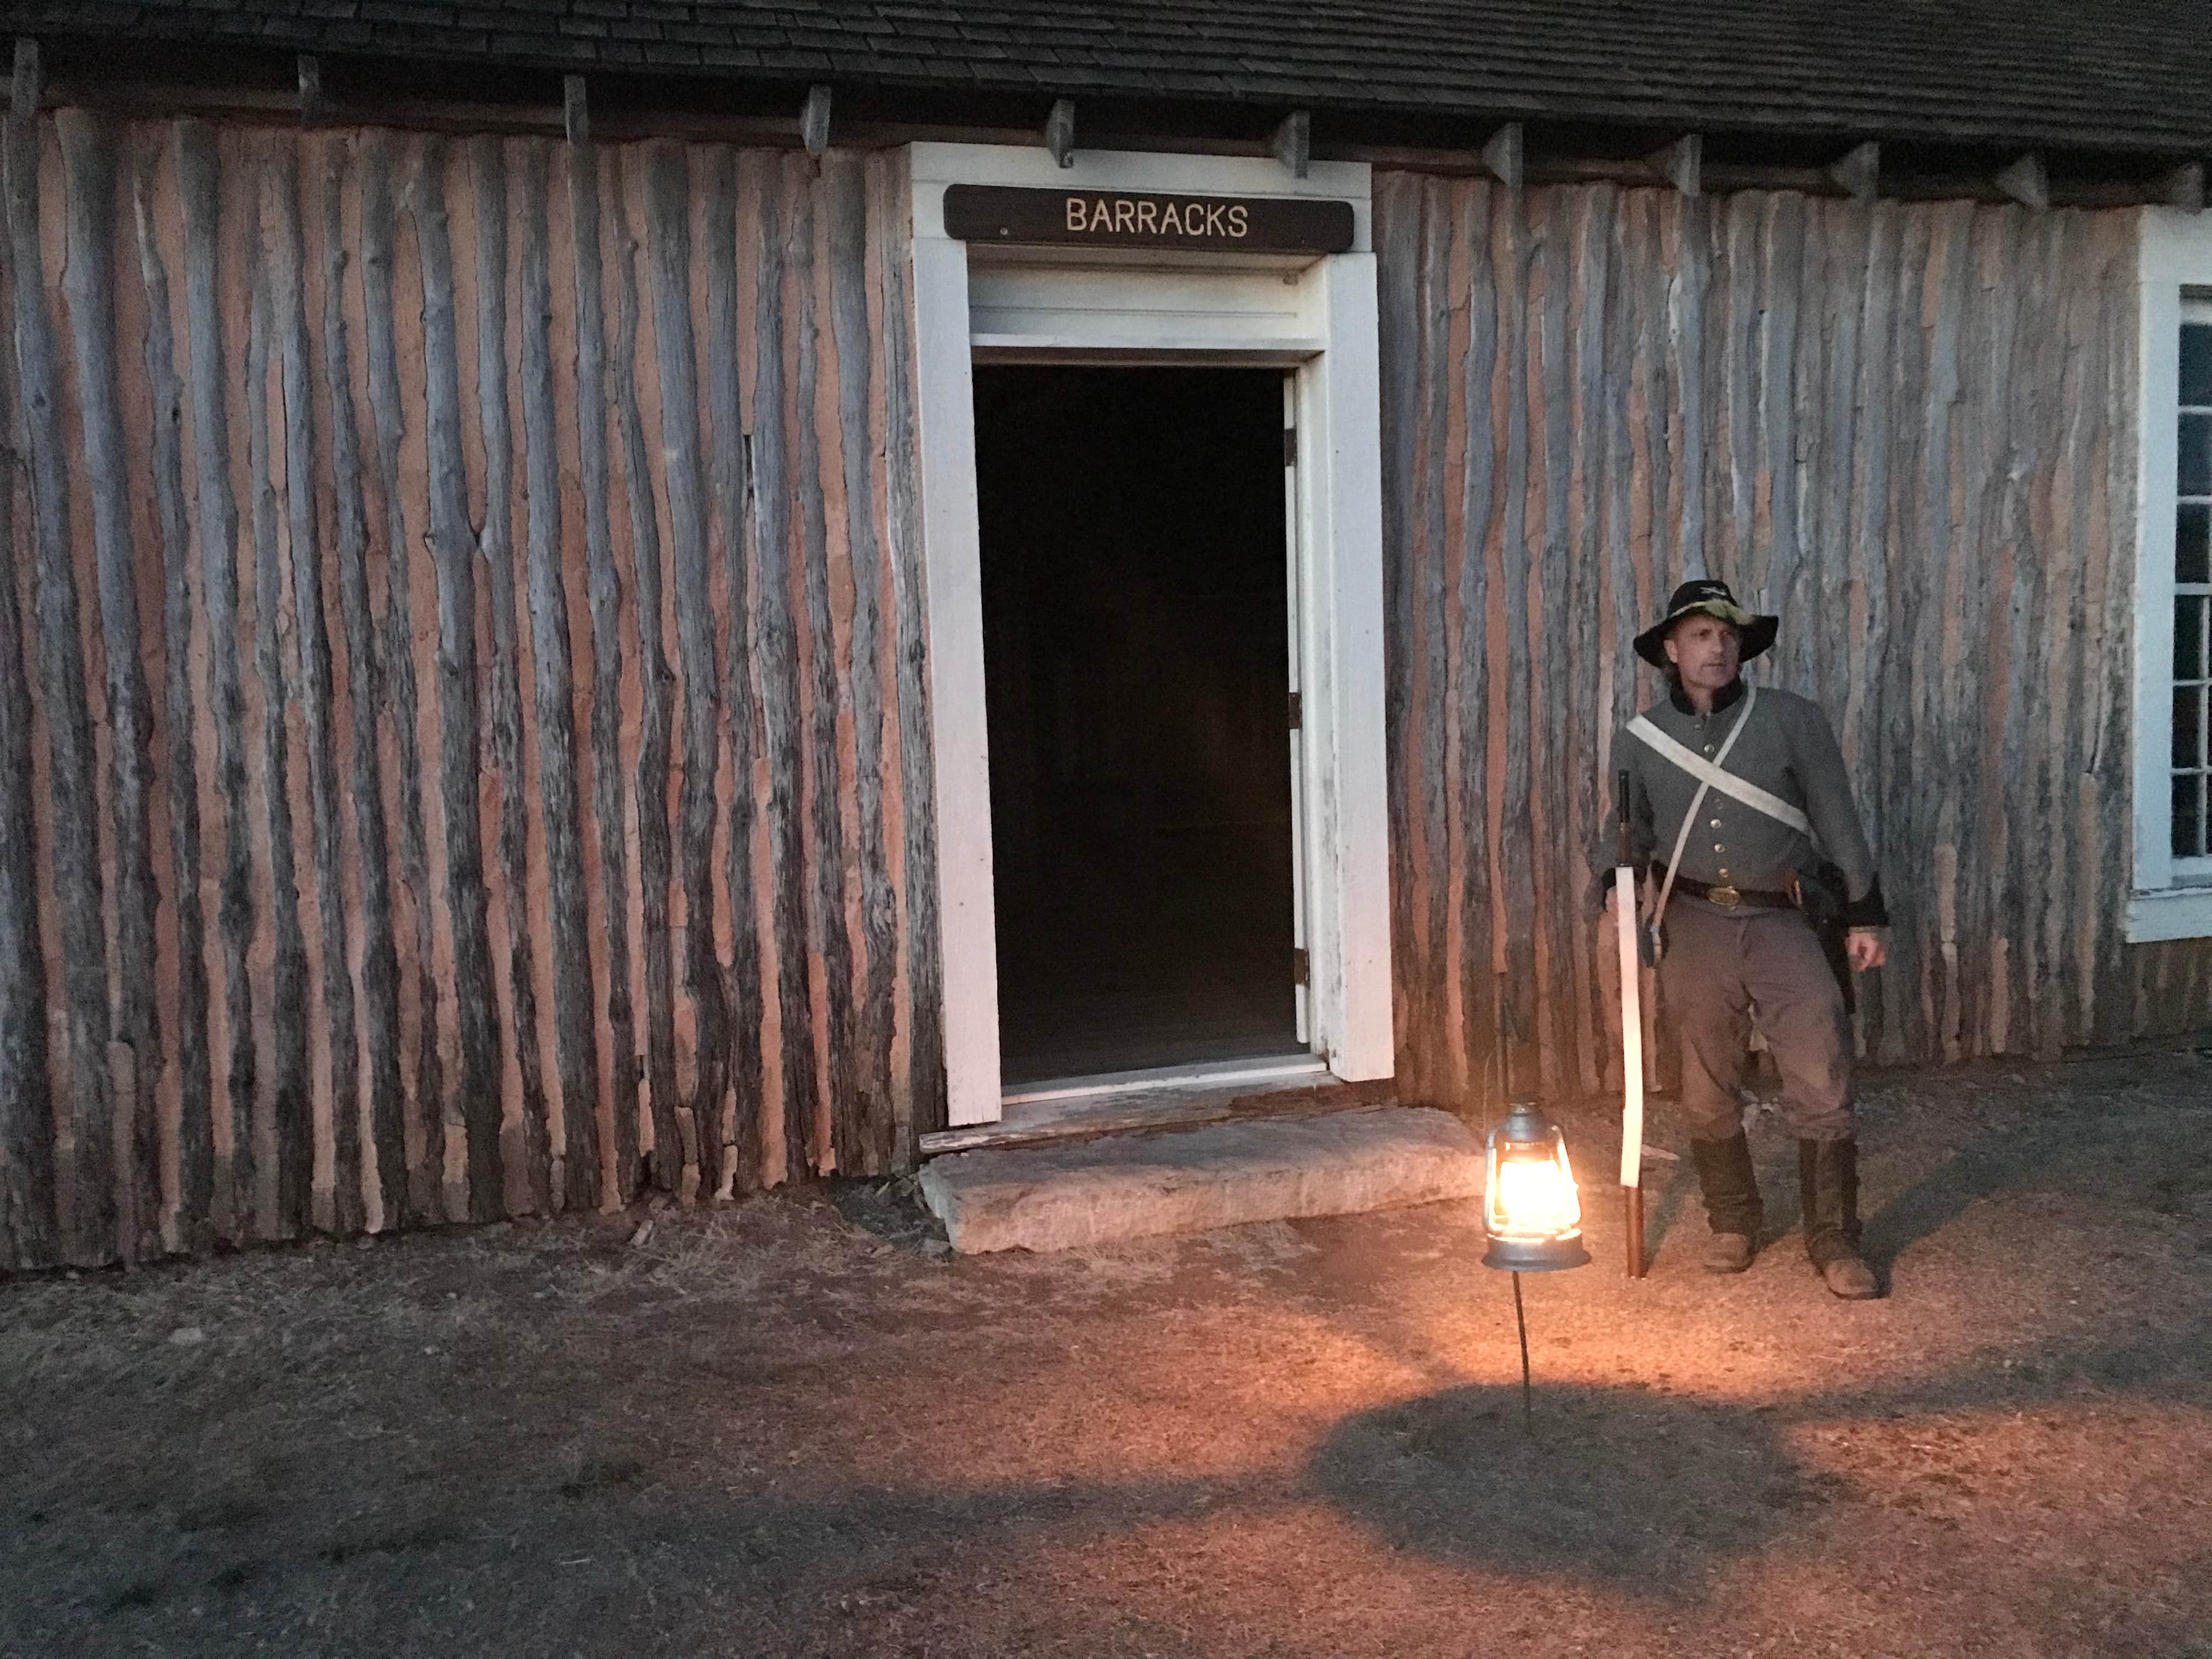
{"left": 1614, "top": 769, "right": 1647, "bottom": 1279}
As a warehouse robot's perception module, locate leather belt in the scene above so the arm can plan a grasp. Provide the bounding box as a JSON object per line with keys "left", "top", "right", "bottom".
{"left": 1655, "top": 870, "right": 1796, "bottom": 911}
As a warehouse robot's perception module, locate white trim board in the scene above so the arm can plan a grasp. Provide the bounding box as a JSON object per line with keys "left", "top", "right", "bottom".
{"left": 907, "top": 141, "right": 1395, "bottom": 1126}
{"left": 2129, "top": 210, "right": 2212, "bottom": 939}
{"left": 1003, "top": 1056, "right": 1329, "bottom": 1108}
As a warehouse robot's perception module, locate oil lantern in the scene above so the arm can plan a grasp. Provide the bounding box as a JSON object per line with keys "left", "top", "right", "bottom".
{"left": 1480, "top": 1098, "right": 1590, "bottom": 1272}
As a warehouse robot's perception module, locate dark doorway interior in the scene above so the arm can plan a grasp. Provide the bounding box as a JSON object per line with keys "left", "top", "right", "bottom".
{"left": 975, "top": 365, "right": 1302, "bottom": 1087}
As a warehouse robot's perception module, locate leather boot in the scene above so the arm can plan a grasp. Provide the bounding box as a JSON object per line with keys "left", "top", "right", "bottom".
{"left": 1799, "top": 1137, "right": 1878, "bottom": 1299}
{"left": 1688, "top": 1132, "right": 1762, "bottom": 1273}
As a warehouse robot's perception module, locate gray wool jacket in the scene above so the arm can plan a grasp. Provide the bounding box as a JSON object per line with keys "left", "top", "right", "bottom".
{"left": 1598, "top": 678, "right": 1889, "bottom": 927}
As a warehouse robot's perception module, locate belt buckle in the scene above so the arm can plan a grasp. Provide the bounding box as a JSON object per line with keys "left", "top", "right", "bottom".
{"left": 1708, "top": 883, "right": 1742, "bottom": 910}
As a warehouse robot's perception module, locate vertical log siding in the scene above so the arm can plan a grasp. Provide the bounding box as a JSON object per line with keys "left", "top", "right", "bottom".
{"left": 7, "top": 120, "right": 2208, "bottom": 1270}
{"left": 1376, "top": 174, "right": 2212, "bottom": 1113}
{"left": 0, "top": 113, "right": 936, "bottom": 1269}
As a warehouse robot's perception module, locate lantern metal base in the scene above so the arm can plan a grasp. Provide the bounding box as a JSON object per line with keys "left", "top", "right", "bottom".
{"left": 1482, "top": 1232, "right": 1590, "bottom": 1272}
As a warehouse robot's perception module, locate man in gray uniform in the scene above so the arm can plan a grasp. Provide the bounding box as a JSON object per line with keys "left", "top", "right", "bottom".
{"left": 1604, "top": 579, "right": 1889, "bottom": 1299}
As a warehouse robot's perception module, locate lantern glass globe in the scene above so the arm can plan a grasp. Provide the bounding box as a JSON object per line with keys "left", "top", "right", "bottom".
{"left": 1481, "top": 1100, "right": 1590, "bottom": 1272}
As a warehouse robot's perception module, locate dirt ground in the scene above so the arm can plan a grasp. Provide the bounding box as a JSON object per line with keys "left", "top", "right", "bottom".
{"left": 4, "top": 1043, "right": 2211, "bottom": 1659}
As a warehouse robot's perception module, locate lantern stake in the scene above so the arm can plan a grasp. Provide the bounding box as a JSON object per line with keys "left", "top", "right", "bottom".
{"left": 1511, "top": 1270, "right": 1533, "bottom": 1432}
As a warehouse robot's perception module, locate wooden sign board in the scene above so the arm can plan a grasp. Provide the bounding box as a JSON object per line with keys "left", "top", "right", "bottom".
{"left": 943, "top": 184, "right": 1355, "bottom": 255}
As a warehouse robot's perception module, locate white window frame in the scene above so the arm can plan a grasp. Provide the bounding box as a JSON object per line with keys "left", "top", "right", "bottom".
{"left": 2130, "top": 210, "right": 2212, "bottom": 941}
{"left": 907, "top": 142, "right": 1395, "bottom": 1126}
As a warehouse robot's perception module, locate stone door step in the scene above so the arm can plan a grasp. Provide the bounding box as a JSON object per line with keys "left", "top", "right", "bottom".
{"left": 917, "top": 1105, "right": 1486, "bottom": 1255}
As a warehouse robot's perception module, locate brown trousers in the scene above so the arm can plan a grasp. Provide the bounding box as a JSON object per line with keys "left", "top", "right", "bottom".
{"left": 1654, "top": 894, "right": 1855, "bottom": 1143}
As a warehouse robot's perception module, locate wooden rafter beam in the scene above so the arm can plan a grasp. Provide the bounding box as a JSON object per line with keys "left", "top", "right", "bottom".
{"left": 1996, "top": 151, "right": 2049, "bottom": 209}
{"left": 297, "top": 54, "right": 326, "bottom": 127}
{"left": 10, "top": 38, "right": 38, "bottom": 119}
{"left": 1646, "top": 133, "right": 1701, "bottom": 196}
{"left": 563, "top": 74, "right": 588, "bottom": 145}
{"left": 2160, "top": 161, "right": 2205, "bottom": 211}
{"left": 800, "top": 83, "right": 831, "bottom": 157}
{"left": 1827, "top": 140, "right": 1879, "bottom": 202}
{"left": 1045, "top": 97, "right": 1074, "bottom": 167}
{"left": 1273, "top": 108, "right": 1311, "bottom": 178}
{"left": 1481, "top": 122, "right": 1523, "bottom": 189}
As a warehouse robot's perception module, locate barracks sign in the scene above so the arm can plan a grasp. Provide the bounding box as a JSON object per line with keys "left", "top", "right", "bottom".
{"left": 942, "top": 184, "right": 1356, "bottom": 255}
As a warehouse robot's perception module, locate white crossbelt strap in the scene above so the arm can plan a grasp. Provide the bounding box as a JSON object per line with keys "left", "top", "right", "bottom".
{"left": 1633, "top": 686, "right": 1780, "bottom": 939}
{"left": 1627, "top": 701, "right": 1813, "bottom": 837}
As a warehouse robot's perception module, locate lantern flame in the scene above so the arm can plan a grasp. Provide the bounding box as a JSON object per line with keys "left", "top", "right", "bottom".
{"left": 1491, "top": 1153, "right": 1579, "bottom": 1238}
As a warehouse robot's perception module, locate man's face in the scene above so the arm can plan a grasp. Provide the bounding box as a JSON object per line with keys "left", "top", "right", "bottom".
{"left": 1663, "top": 612, "right": 1743, "bottom": 692}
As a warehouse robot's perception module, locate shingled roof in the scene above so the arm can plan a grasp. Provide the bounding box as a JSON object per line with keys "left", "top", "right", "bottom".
{"left": 9, "top": 0, "right": 2210, "bottom": 158}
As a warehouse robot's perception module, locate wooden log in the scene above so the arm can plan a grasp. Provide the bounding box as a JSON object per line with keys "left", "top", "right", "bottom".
{"left": 1493, "top": 189, "right": 1536, "bottom": 1062}
{"left": 608, "top": 170, "right": 682, "bottom": 1194}
{"left": 1531, "top": 185, "right": 1577, "bottom": 1090}
{"left": 703, "top": 147, "right": 764, "bottom": 1191}
{"left": 243, "top": 150, "right": 315, "bottom": 1240}
{"left": 129, "top": 128, "right": 212, "bottom": 1254}
{"left": 1374, "top": 173, "right": 1421, "bottom": 1090}
{"left": 518, "top": 138, "right": 599, "bottom": 1212}
{"left": 409, "top": 138, "right": 505, "bottom": 1222}
{"left": 788, "top": 159, "right": 855, "bottom": 1173}
{"left": 645, "top": 140, "right": 729, "bottom": 1199}
{"left": 1409, "top": 176, "right": 1449, "bottom": 1098}
{"left": 870, "top": 149, "right": 942, "bottom": 1145}
{"left": 11, "top": 108, "right": 116, "bottom": 1263}
{"left": 1453, "top": 179, "right": 1500, "bottom": 1102}
{"left": 359, "top": 132, "right": 444, "bottom": 1223}
{"left": 468, "top": 136, "right": 551, "bottom": 1215}
{"left": 266, "top": 137, "right": 363, "bottom": 1234}
{"left": 824, "top": 153, "right": 897, "bottom": 1171}
{"left": 568, "top": 141, "right": 639, "bottom": 1204}
{"left": 176, "top": 122, "right": 262, "bottom": 1240}
{"left": 55, "top": 111, "right": 162, "bottom": 1260}
{"left": 1563, "top": 184, "right": 1613, "bottom": 1093}
{"left": 1850, "top": 202, "right": 1900, "bottom": 1061}
{"left": 749, "top": 157, "right": 821, "bottom": 1175}
{"left": 317, "top": 135, "right": 407, "bottom": 1233}
{"left": 0, "top": 139, "right": 56, "bottom": 1267}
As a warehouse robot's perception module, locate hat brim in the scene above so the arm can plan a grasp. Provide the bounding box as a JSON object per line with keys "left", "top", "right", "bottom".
{"left": 1633, "top": 602, "right": 1779, "bottom": 667}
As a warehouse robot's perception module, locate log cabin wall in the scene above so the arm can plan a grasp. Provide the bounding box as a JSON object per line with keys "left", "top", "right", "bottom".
{"left": 1375, "top": 173, "right": 2212, "bottom": 1113}
{"left": 0, "top": 108, "right": 940, "bottom": 1270}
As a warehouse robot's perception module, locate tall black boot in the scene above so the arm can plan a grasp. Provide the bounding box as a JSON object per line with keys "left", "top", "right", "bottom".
{"left": 1798, "top": 1137, "right": 1878, "bottom": 1299}
{"left": 1688, "top": 1132, "right": 1763, "bottom": 1273}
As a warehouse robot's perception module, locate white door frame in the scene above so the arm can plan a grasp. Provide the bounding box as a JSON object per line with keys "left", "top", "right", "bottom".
{"left": 908, "top": 142, "right": 1393, "bottom": 1126}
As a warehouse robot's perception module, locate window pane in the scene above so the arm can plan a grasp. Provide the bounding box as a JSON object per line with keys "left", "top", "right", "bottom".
{"left": 2179, "top": 503, "right": 2211, "bottom": 584}
{"left": 2176, "top": 772, "right": 2207, "bottom": 860}
{"left": 2176, "top": 686, "right": 2206, "bottom": 769}
{"left": 2183, "top": 414, "right": 2212, "bottom": 497}
{"left": 2184, "top": 325, "right": 2212, "bottom": 405}
{"left": 2180, "top": 595, "right": 2208, "bottom": 681}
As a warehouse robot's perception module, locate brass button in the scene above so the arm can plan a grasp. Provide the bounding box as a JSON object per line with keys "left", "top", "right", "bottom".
{"left": 1713, "top": 844, "right": 1725, "bottom": 853}
{"left": 1718, "top": 868, "right": 1730, "bottom": 878}
{"left": 1709, "top": 817, "right": 1722, "bottom": 828}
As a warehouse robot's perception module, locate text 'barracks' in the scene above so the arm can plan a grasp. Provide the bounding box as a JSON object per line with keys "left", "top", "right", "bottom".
{"left": 1064, "top": 194, "right": 1251, "bottom": 238}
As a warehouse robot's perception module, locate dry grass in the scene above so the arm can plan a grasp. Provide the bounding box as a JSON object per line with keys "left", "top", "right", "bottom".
{"left": 3, "top": 1044, "right": 2210, "bottom": 1658}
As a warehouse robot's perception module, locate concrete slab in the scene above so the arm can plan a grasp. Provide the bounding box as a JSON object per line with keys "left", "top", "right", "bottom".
{"left": 917, "top": 1106, "right": 1486, "bottom": 1254}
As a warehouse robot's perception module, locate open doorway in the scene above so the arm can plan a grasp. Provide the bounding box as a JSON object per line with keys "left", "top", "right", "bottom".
{"left": 975, "top": 365, "right": 1304, "bottom": 1088}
